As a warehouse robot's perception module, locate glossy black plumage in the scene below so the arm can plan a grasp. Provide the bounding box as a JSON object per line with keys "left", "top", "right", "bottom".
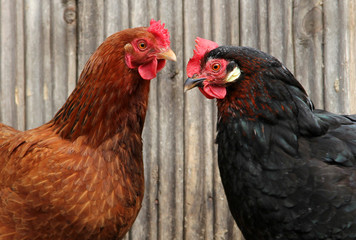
{"left": 209, "top": 46, "right": 356, "bottom": 239}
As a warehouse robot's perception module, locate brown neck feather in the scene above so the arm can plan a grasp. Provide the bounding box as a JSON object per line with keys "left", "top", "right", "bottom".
{"left": 48, "top": 36, "right": 150, "bottom": 148}
{"left": 217, "top": 76, "right": 268, "bottom": 120}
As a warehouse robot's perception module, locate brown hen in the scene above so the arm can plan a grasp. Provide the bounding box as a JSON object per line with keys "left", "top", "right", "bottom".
{"left": 0, "top": 19, "right": 176, "bottom": 240}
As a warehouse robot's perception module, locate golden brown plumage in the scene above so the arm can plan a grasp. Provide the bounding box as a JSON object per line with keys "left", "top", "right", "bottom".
{"left": 0, "top": 20, "right": 176, "bottom": 240}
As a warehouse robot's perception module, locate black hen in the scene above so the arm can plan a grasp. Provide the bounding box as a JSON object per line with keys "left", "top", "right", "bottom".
{"left": 184, "top": 38, "right": 356, "bottom": 240}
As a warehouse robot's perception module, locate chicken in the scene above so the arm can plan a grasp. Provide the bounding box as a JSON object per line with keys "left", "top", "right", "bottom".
{"left": 184, "top": 38, "right": 356, "bottom": 240}
{"left": 0, "top": 19, "right": 176, "bottom": 240}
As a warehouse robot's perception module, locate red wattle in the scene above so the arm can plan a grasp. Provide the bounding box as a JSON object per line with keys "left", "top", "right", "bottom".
{"left": 138, "top": 58, "right": 158, "bottom": 80}
{"left": 201, "top": 84, "right": 226, "bottom": 99}
{"left": 157, "top": 59, "right": 166, "bottom": 72}
{"left": 199, "top": 88, "right": 215, "bottom": 99}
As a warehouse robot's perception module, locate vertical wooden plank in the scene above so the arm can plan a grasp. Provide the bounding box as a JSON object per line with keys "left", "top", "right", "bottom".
{"left": 15, "top": 0, "right": 26, "bottom": 131}
{"left": 226, "top": 0, "right": 240, "bottom": 46}
{"left": 239, "top": 0, "right": 268, "bottom": 49}
{"left": 323, "top": 0, "right": 342, "bottom": 113}
{"left": 0, "top": 0, "right": 17, "bottom": 127}
{"left": 51, "top": 0, "right": 77, "bottom": 113}
{"left": 349, "top": 0, "right": 356, "bottom": 114}
{"left": 293, "top": 0, "right": 324, "bottom": 108}
{"left": 239, "top": 0, "right": 258, "bottom": 47}
{"left": 41, "top": 1, "right": 53, "bottom": 122}
{"left": 77, "top": 0, "right": 105, "bottom": 73}
{"left": 257, "top": 0, "right": 268, "bottom": 52}
{"left": 337, "top": 0, "right": 356, "bottom": 115}
{"left": 323, "top": 0, "right": 351, "bottom": 114}
{"left": 168, "top": 7, "right": 185, "bottom": 234}
{"left": 183, "top": 0, "right": 203, "bottom": 238}
{"left": 24, "top": 0, "right": 44, "bottom": 129}
{"left": 129, "top": 0, "right": 154, "bottom": 26}
{"left": 104, "top": 0, "right": 129, "bottom": 37}
{"left": 268, "top": 0, "right": 294, "bottom": 70}
{"left": 64, "top": 0, "right": 77, "bottom": 96}
{"left": 156, "top": 1, "right": 184, "bottom": 240}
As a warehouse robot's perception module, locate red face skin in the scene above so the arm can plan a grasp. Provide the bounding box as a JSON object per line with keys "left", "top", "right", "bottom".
{"left": 124, "top": 19, "right": 173, "bottom": 80}
{"left": 125, "top": 37, "right": 167, "bottom": 80}
{"left": 195, "top": 58, "right": 230, "bottom": 99}
{"left": 186, "top": 37, "right": 230, "bottom": 99}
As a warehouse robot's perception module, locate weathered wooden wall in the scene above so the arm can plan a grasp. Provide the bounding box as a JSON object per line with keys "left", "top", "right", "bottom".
{"left": 0, "top": 0, "right": 355, "bottom": 239}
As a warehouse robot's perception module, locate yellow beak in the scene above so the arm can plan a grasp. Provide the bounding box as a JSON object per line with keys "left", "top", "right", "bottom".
{"left": 157, "top": 48, "right": 177, "bottom": 62}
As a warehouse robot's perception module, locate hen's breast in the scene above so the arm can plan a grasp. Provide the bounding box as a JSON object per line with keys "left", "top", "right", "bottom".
{"left": 0, "top": 127, "right": 145, "bottom": 239}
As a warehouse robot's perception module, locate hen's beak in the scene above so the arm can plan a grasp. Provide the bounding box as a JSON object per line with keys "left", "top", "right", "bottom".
{"left": 157, "top": 48, "right": 177, "bottom": 62}
{"left": 184, "top": 77, "right": 206, "bottom": 92}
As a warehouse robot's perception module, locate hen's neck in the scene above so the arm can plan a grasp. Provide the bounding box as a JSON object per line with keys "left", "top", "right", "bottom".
{"left": 217, "top": 75, "right": 303, "bottom": 124}
{"left": 217, "top": 77, "right": 273, "bottom": 122}
{"left": 48, "top": 48, "right": 150, "bottom": 149}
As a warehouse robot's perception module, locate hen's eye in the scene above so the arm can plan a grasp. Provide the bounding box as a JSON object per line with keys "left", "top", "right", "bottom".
{"left": 212, "top": 63, "right": 221, "bottom": 72}
{"left": 137, "top": 41, "right": 147, "bottom": 50}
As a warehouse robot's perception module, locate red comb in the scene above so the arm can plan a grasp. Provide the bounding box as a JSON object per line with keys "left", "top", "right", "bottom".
{"left": 186, "top": 37, "right": 219, "bottom": 77}
{"left": 147, "top": 19, "right": 170, "bottom": 48}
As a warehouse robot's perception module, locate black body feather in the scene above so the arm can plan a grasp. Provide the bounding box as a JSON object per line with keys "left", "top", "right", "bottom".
{"left": 211, "top": 46, "right": 356, "bottom": 240}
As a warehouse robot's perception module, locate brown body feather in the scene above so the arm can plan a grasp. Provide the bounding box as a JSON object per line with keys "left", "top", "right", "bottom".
{"left": 0, "top": 27, "right": 158, "bottom": 239}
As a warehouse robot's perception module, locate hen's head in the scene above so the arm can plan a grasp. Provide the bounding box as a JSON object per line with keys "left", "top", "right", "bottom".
{"left": 122, "top": 19, "right": 176, "bottom": 80}
{"left": 184, "top": 38, "right": 306, "bottom": 100}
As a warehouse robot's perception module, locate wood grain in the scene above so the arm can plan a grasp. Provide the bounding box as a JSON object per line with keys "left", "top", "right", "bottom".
{"left": 293, "top": 0, "right": 324, "bottom": 109}
{"left": 0, "top": 0, "right": 18, "bottom": 127}
{"left": 323, "top": 0, "right": 353, "bottom": 114}
{"left": 0, "top": 1, "right": 355, "bottom": 239}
